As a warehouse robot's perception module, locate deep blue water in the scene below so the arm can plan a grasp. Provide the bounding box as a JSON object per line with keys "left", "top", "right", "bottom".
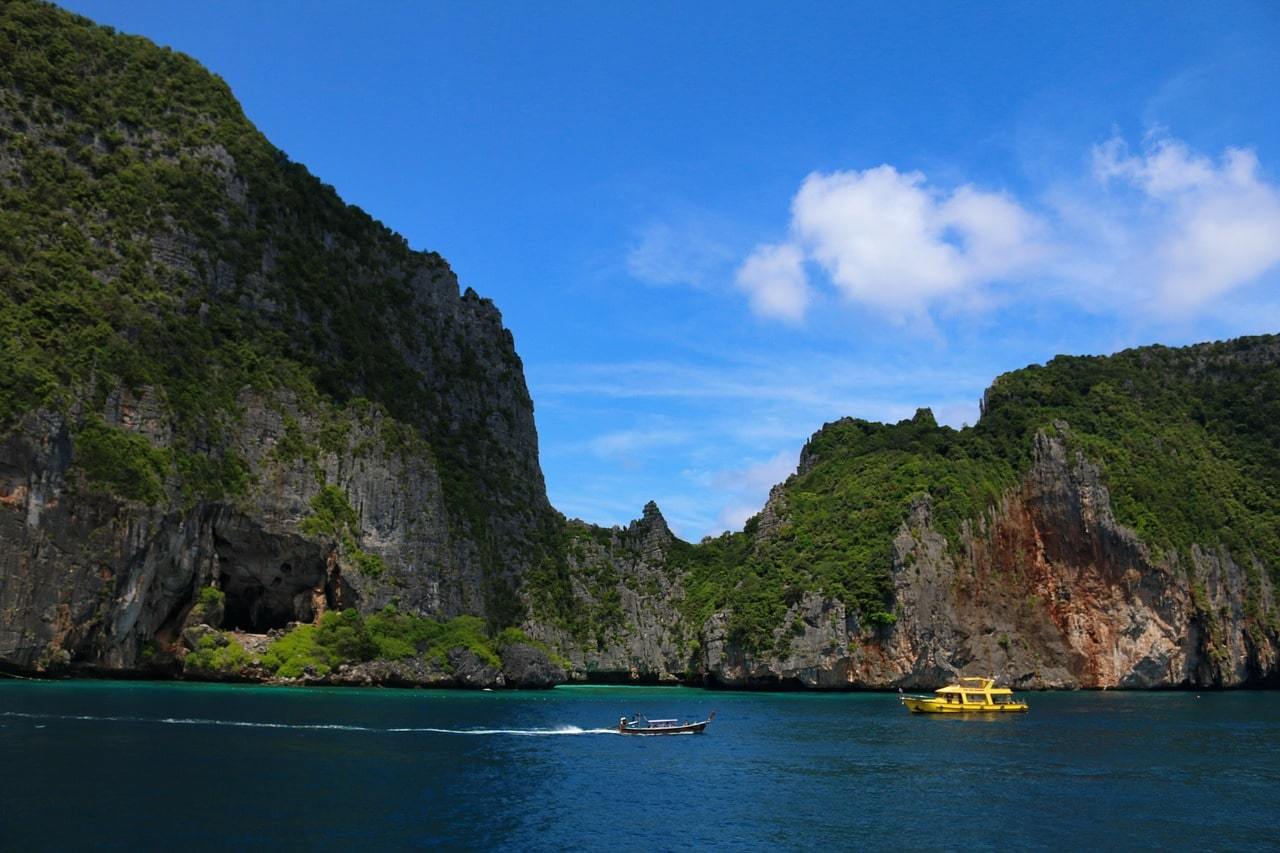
{"left": 2, "top": 681, "right": 1278, "bottom": 850}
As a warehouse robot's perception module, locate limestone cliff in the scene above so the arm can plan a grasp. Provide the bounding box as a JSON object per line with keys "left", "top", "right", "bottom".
{"left": 544, "top": 338, "right": 1280, "bottom": 689}
{"left": 0, "top": 0, "right": 559, "bottom": 680}
{"left": 523, "top": 502, "right": 688, "bottom": 683}
{"left": 687, "top": 427, "right": 1277, "bottom": 689}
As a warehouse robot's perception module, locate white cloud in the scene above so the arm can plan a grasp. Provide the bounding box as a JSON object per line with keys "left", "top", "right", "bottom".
{"left": 585, "top": 427, "right": 690, "bottom": 462}
{"left": 710, "top": 448, "right": 797, "bottom": 494}
{"left": 736, "top": 135, "right": 1280, "bottom": 324}
{"left": 1091, "top": 137, "right": 1280, "bottom": 315}
{"left": 690, "top": 448, "right": 798, "bottom": 534}
{"left": 626, "top": 220, "right": 735, "bottom": 289}
{"left": 738, "top": 166, "right": 1044, "bottom": 321}
{"left": 532, "top": 355, "right": 986, "bottom": 423}
{"left": 734, "top": 242, "right": 809, "bottom": 323}
{"left": 713, "top": 503, "right": 762, "bottom": 536}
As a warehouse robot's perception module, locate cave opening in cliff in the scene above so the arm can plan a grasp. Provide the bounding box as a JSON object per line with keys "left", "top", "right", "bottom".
{"left": 211, "top": 525, "right": 329, "bottom": 633}
{"left": 219, "top": 570, "right": 312, "bottom": 633}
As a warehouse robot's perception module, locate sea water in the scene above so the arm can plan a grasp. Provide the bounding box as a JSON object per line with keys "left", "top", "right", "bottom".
{"left": 1, "top": 680, "right": 1277, "bottom": 850}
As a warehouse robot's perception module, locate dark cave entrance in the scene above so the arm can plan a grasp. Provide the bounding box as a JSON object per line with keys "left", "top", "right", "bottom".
{"left": 216, "top": 555, "right": 325, "bottom": 633}
{"left": 209, "top": 522, "right": 341, "bottom": 634}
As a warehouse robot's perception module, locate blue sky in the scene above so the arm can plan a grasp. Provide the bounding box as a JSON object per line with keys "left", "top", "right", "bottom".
{"left": 60, "top": 1, "right": 1280, "bottom": 539}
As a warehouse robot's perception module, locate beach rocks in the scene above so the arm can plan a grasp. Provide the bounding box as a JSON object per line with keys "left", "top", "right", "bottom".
{"left": 180, "top": 624, "right": 223, "bottom": 652}
{"left": 501, "top": 643, "right": 566, "bottom": 689}
{"left": 448, "top": 649, "right": 505, "bottom": 689}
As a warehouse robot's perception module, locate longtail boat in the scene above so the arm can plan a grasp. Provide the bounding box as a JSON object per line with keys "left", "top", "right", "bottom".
{"left": 617, "top": 711, "right": 715, "bottom": 735}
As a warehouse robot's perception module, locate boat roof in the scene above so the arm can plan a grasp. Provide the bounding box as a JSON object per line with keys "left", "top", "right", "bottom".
{"left": 646, "top": 719, "right": 679, "bottom": 724}
{"left": 935, "top": 677, "right": 1014, "bottom": 694}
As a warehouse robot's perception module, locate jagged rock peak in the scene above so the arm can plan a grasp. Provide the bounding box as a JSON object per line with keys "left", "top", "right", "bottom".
{"left": 639, "top": 500, "right": 666, "bottom": 526}
{"left": 629, "top": 500, "right": 674, "bottom": 542}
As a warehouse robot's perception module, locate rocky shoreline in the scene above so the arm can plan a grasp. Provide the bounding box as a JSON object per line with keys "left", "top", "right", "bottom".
{"left": 0, "top": 642, "right": 568, "bottom": 690}
{"left": 5, "top": 662, "right": 1274, "bottom": 692}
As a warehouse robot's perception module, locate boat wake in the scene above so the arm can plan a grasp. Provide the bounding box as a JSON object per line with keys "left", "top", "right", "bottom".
{"left": 0, "top": 711, "right": 615, "bottom": 736}
{"left": 401, "top": 725, "right": 617, "bottom": 736}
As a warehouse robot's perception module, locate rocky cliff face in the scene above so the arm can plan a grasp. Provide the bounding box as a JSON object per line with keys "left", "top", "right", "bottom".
{"left": 524, "top": 502, "right": 689, "bottom": 683}
{"left": 554, "top": 433, "right": 1278, "bottom": 690}
{"left": 689, "top": 429, "right": 1277, "bottom": 689}
{"left": 0, "top": 1, "right": 558, "bottom": 677}
{"left": 0, "top": 281, "right": 551, "bottom": 672}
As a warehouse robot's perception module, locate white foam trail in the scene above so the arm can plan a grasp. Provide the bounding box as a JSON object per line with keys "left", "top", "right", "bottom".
{"left": 0, "top": 711, "right": 616, "bottom": 735}
{"left": 395, "top": 725, "right": 617, "bottom": 736}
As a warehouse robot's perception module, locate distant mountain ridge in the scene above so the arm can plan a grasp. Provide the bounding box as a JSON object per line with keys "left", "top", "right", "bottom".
{"left": 1, "top": 1, "right": 1276, "bottom": 688}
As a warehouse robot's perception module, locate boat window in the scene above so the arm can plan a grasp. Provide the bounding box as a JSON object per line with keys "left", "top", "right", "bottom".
{"left": 963, "top": 694, "right": 983, "bottom": 703}
{"left": 993, "top": 695, "right": 1008, "bottom": 704}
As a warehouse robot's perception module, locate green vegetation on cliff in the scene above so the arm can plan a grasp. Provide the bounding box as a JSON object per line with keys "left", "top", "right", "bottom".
{"left": 674, "top": 408, "right": 1018, "bottom": 648}
{"left": 982, "top": 338, "right": 1280, "bottom": 632}
{"left": 73, "top": 417, "right": 170, "bottom": 503}
{"left": 246, "top": 608, "right": 547, "bottom": 679}
{"left": 0, "top": 0, "right": 445, "bottom": 461}
{"left": 184, "top": 631, "right": 251, "bottom": 675}
{"left": 0, "top": 0, "right": 537, "bottom": 530}
{"left": 676, "top": 336, "right": 1280, "bottom": 649}
{"left": 980, "top": 339, "right": 1280, "bottom": 575}
{"left": 299, "top": 485, "right": 387, "bottom": 578}
{"left": 523, "top": 519, "right": 631, "bottom": 650}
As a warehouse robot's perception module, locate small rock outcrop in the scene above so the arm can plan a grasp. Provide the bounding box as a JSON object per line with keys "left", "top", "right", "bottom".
{"left": 448, "top": 649, "right": 505, "bottom": 689}
{"left": 501, "top": 644, "right": 567, "bottom": 689}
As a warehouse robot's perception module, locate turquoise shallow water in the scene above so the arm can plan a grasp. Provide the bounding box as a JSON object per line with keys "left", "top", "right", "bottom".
{"left": 2, "top": 681, "right": 1278, "bottom": 850}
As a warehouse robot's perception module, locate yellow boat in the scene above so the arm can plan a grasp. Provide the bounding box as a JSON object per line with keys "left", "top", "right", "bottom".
{"left": 900, "top": 676, "right": 1028, "bottom": 714}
